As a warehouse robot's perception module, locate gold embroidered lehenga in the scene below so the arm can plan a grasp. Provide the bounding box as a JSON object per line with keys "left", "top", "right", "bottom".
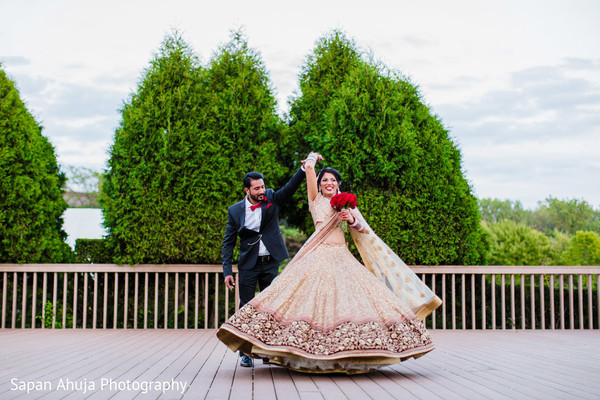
{"left": 217, "top": 193, "right": 442, "bottom": 374}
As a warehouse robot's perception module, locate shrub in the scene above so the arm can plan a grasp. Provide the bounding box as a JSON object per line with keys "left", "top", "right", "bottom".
{"left": 560, "top": 231, "right": 600, "bottom": 266}
{"left": 483, "top": 220, "right": 556, "bottom": 265}
{"left": 74, "top": 239, "right": 112, "bottom": 263}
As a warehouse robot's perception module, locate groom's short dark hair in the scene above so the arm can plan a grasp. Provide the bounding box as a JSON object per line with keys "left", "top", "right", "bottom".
{"left": 243, "top": 171, "right": 265, "bottom": 188}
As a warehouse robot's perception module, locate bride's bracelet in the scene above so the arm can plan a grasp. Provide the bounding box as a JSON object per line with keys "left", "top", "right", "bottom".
{"left": 349, "top": 218, "right": 363, "bottom": 231}
{"left": 305, "top": 153, "right": 318, "bottom": 166}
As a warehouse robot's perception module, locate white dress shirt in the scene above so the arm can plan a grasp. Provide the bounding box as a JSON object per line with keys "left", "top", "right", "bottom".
{"left": 244, "top": 197, "right": 269, "bottom": 256}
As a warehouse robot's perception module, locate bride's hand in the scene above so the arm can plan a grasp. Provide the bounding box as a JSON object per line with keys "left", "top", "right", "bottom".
{"left": 301, "top": 152, "right": 324, "bottom": 168}
{"left": 338, "top": 209, "right": 355, "bottom": 224}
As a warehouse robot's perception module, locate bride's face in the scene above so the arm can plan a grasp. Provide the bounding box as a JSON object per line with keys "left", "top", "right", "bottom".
{"left": 319, "top": 172, "right": 339, "bottom": 198}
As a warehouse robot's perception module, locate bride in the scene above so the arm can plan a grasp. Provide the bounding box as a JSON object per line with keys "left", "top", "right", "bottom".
{"left": 217, "top": 152, "right": 442, "bottom": 374}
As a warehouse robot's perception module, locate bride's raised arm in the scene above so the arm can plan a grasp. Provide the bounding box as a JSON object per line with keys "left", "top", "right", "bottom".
{"left": 303, "top": 152, "right": 322, "bottom": 202}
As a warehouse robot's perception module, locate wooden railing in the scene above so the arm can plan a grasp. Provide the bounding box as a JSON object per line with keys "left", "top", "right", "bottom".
{"left": 416, "top": 265, "right": 600, "bottom": 330}
{"left": 1, "top": 264, "right": 598, "bottom": 329}
{"left": 0, "top": 264, "right": 239, "bottom": 330}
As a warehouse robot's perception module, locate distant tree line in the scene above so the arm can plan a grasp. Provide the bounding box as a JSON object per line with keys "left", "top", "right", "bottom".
{"left": 480, "top": 197, "right": 600, "bottom": 266}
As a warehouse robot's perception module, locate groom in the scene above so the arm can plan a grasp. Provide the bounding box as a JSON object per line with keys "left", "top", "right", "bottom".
{"left": 222, "top": 159, "right": 308, "bottom": 366}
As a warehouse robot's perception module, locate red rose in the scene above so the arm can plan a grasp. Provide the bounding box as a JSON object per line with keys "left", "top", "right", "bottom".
{"left": 330, "top": 193, "right": 357, "bottom": 211}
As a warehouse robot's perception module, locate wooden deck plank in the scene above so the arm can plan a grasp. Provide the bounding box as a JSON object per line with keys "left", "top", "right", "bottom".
{"left": 320, "top": 375, "right": 372, "bottom": 400}
{"left": 432, "top": 331, "right": 598, "bottom": 398}
{"left": 81, "top": 330, "right": 193, "bottom": 400}
{"left": 43, "top": 330, "right": 170, "bottom": 400}
{"left": 229, "top": 351, "right": 254, "bottom": 400}
{"left": 181, "top": 335, "right": 229, "bottom": 400}
{"left": 160, "top": 332, "right": 221, "bottom": 400}
{"left": 309, "top": 375, "right": 350, "bottom": 400}
{"left": 271, "top": 367, "right": 302, "bottom": 400}
{"left": 347, "top": 374, "right": 397, "bottom": 400}
{"left": 0, "top": 330, "right": 599, "bottom": 399}
{"left": 204, "top": 346, "right": 239, "bottom": 400}
{"left": 0, "top": 330, "right": 153, "bottom": 398}
{"left": 398, "top": 355, "right": 510, "bottom": 400}
{"left": 108, "top": 331, "right": 209, "bottom": 400}
{"left": 363, "top": 371, "right": 419, "bottom": 400}
{"left": 253, "top": 364, "right": 278, "bottom": 400}
{"left": 424, "top": 334, "right": 559, "bottom": 399}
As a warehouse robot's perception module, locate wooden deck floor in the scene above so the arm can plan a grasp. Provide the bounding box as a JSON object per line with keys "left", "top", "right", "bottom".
{"left": 0, "top": 329, "right": 598, "bottom": 400}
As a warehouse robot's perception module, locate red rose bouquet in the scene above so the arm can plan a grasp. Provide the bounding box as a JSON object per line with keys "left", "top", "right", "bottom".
{"left": 330, "top": 192, "right": 357, "bottom": 211}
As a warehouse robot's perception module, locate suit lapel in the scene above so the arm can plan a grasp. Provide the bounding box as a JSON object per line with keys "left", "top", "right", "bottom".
{"left": 238, "top": 201, "right": 246, "bottom": 229}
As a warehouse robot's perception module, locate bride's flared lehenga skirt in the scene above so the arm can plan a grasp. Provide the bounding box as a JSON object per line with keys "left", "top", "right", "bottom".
{"left": 217, "top": 243, "right": 437, "bottom": 374}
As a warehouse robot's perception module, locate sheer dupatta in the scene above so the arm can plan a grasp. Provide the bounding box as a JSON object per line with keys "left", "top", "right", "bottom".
{"left": 348, "top": 208, "right": 442, "bottom": 320}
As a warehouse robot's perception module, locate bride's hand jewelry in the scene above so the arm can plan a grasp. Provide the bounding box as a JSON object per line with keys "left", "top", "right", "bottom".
{"left": 302, "top": 153, "right": 318, "bottom": 168}
{"left": 339, "top": 210, "right": 354, "bottom": 223}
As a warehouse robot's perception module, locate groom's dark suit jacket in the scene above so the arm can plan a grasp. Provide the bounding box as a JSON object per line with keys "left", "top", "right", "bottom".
{"left": 222, "top": 168, "right": 305, "bottom": 277}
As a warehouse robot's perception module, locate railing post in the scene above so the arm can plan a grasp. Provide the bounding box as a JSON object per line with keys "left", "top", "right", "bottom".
{"left": 451, "top": 274, "right": 456, "bottom": 330}
{"left": 52, "top": 273, "right": 58, "bottom": 329}
{"left": 1, "top": 272, "right": 7, "bottom": 329}
{"left": 471, "top": 274, "right": 475, "bottom": 330}
{"left": 73, "top": 273, "right": 78, "bottom": 329}
{"left": 491, "top": 274, "right": 496, "bottom": 330}
{"left": 550, "top": 275, "right": 555, "bottom": 329}
{"left": 510, "top": 274, "right": 515, "bottom": 330}
{"left": 442, "top": 274, "right": 446, "bottom": 330}
{"left": 569, "top": 274, "right": 574, "bottom": 329}
{"left": 32, "top": 272, "right": 38, "bottom": 328}
{"left": 539, "top": 275, "right": 545, "bottom": 330}
{"left": 501, "top": 274, "right": 506, "bottom": 330}
{"left": 559, "top": 275, "right": 565, "bottom": 330}
{"left": 482, "top": 274, "right": 486, "bottom": 330}
{"left": 21, "top": 272, "right": 27, "bottom": 329}
{"left": 578, "top": 274, "right": 584, "bottom": 329}
{"left": 461, "top": 273, "right": 466, "bottom": 330}
{"left": 134, "top": 272, "right": 139, "bottom": 329}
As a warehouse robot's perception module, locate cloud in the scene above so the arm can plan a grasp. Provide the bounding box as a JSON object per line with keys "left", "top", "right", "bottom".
{"left": 401, "top": 35, "right": 435, "bottom": 47}
{"left": 432, "top": 58, "right": 600, "bottom": 207}
{"left": 436, "top": 58, "right": 600, "bottom": 142}
{"left": 44, "top": 82, "right": 126, "bottom": 120}
{"left": 0, "top": 55, "right": 30, "bottom": 66}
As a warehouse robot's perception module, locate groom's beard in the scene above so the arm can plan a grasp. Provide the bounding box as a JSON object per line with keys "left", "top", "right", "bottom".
{"left": 248, "top": 193, "right": 264, "bottom": 203}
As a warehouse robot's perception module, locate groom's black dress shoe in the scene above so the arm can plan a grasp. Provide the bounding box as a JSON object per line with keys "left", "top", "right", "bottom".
{"left": 240, "top": 354, "right": 253, "bottom": 367}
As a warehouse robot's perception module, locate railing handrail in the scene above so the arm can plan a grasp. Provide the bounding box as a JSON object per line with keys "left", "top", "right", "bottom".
{"left": 410, "top": 265, "right": 600, "bottom": 274}
{"left": 1, "top": 264, "right": 598, "bottom": 274}
{"left": 0, "top": 264, "right": 236, "bottom": 273}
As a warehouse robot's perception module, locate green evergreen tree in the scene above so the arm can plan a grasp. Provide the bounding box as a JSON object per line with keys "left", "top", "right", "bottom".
{"left": 102, "top": 30, "right": 288, "bottom": 264}
{"left": 0, "top": 66, "right": 70, "bottom": 262}
{"left": 483, "top": 220, "right": 556, "bottom": 266}
{"left": 287, "top": 31, "right": 487, "bottom": 265}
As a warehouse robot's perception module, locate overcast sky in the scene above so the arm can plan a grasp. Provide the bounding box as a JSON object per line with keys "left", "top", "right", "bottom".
{"left": 1, "top": 0, "right": 599, "bottom": 209}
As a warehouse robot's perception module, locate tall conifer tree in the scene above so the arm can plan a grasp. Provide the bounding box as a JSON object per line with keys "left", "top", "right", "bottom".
{"left": 102, "top": 30, "right": 288, "bottom": 264}
{"left": 288, "top": 32, "right": 487, "bottom": 265}
{"left": 0, "top": 66, "right": 70, "bottom": 262}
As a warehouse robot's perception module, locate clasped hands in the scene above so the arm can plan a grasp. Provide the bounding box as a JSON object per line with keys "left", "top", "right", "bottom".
{"left": 338, "top": 209, "right": 355, "bottom": 225}
{"left": 302, "top": 152, "right": 324, "bottom": 168}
